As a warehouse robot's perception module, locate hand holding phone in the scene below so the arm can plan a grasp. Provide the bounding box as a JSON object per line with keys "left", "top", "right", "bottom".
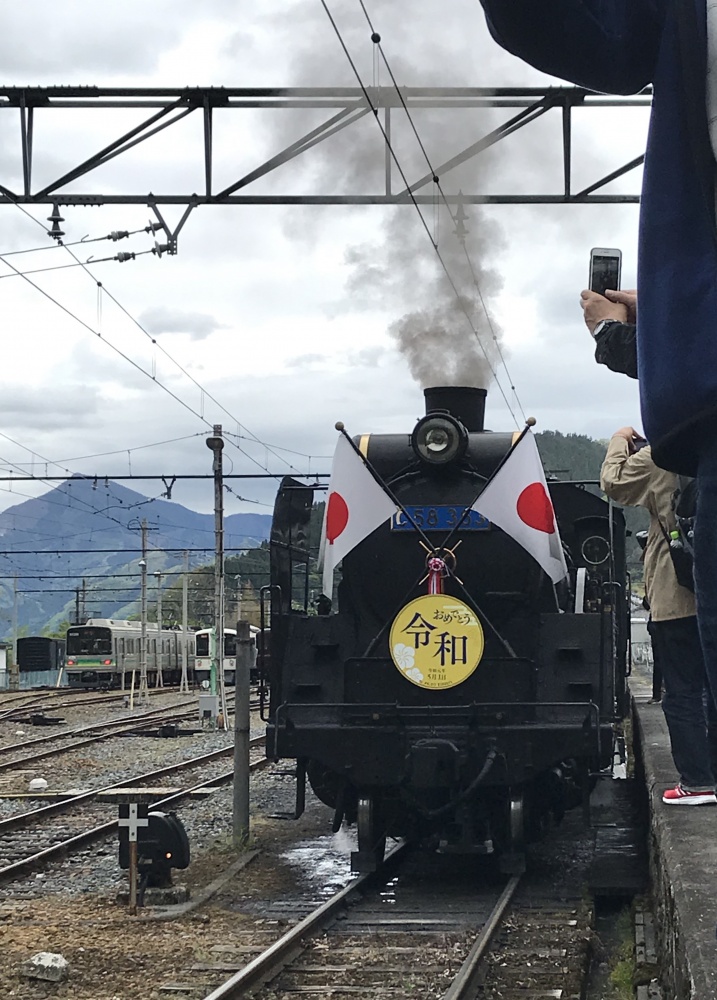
{"left": 589, "top": 247, "right": 622, "bottom": 296}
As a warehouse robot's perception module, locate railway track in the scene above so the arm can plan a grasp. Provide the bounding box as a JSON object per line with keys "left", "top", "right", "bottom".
{"left": 0, "top": 700, "right": 197, "bottom": 767}
{"left": 0, "top": 694, "right": 262, "bottom": 772}
{"left": 0, "top": 736, "right": 268, "bottom": 883}
{"left": 174, "top": 844, "right": 515, "bottom": 1000}
{"left": 159, "top": 809, "right": 596, "bottom": 999}
{"left": 0, "top": 685, "right": 189, "bottom": 722}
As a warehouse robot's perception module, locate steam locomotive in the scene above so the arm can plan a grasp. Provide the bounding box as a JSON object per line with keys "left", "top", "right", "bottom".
{"left": 266, "top": 386, "right": 628, "bottom": 871}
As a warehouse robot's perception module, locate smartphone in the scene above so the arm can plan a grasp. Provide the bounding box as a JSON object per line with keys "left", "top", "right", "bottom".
{"left": 589, "top": 247, "right": 622, "bottom": 296}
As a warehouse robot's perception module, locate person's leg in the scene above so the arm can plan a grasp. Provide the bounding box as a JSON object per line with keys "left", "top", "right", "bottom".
{"left": 694, "top": 437, "right": 717, "bottom": 705}
{"left": 704, "top": 685, "right": 717, "bottom": 784}
{"left": 653, "top": 617, "right": 715, "bottom": 791}
{"left": 647, "top": 617, "right": 662, "bottom": 701}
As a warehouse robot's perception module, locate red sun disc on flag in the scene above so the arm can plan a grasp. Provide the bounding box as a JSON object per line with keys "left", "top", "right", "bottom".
{"left": 516, "top": 482, "right": 555, "bottom": 533}
{"left": 326, "top": 492, "right": 349, "bottom": 544}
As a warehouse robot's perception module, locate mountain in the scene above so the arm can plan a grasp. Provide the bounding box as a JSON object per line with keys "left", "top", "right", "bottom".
{"left": 0, "top": 476, "right": 271, "bottom": 636}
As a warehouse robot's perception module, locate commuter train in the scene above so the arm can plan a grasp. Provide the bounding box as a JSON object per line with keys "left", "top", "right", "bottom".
{"left": 65, "top": 619, "right": 195, "bottom": 689}
{"left": 65, "top": 620, "right": 264, "bottom": 689}
{"left": 194, "top": 627, "right": 237, "bottom": 685}
{"left": 266, "top": 386, "right": 629, "bottom": 871}
{"left": 194, "top": 626, "right": 265, "bottom": 685}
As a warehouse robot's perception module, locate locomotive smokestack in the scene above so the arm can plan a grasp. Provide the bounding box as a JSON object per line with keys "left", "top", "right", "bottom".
{"left": 424, "top": 386, "right": 486, "bottom": 432}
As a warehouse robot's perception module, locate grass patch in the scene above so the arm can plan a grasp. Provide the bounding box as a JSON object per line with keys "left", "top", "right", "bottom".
{"left": 607, "top": 908, "right": 635, "bottom": 1000}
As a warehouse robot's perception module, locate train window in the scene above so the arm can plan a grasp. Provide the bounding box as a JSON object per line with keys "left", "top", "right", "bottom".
{"left": 224, "top": 633, "right": 237, "bottom": 657}
{"left": 66, "top": 628, "right": 111, "bottom": 655}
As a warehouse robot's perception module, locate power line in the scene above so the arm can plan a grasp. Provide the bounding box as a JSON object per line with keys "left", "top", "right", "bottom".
{"left": 50, "top": 433, "right": 206, "bottom": 464}
{"left": 0, "top": 547, "right": 258, "bottom": 555}
{"left": 357, "top": 0, "right": 525, "bottom": 419}
{"left": 0, "top": 252, "right": 214, "bottom": 430}
{"left": 0, "top": 472, "right": 326, "bottom": 481}
{"left": 0, "top": 249, "right": 154, "bottom": 279}
{"left": 5, "top": 200, "right": 308, "bottom": 482}
{"left": 0, "top": 221, "right": 163, "bottom": 257}
{"left": 319, "top": 0, "right": 521, "bottom": 425}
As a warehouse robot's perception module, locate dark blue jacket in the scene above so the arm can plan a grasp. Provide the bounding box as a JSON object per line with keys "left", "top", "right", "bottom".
{"left": 479, "top": 0, "right": 717, "bottom": 476}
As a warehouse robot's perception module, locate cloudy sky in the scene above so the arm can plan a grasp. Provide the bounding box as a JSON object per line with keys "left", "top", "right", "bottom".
{"left": 0, "top": 0, "right": 647, "bottom": 525}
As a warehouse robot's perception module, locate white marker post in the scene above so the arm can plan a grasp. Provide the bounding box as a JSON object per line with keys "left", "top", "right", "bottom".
{"left": 118, "top": 803, "right": 149, "bottom": 915}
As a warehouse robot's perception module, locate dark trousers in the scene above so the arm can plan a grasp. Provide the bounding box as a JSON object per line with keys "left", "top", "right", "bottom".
{"left": 649, "top": 616, "right": 717, "bottom": 789}
{"left": 696, "top": 437, "right": 717, "bottom": 708}
{"left": 646, "top": 617, "right": 663, "bottom": 700}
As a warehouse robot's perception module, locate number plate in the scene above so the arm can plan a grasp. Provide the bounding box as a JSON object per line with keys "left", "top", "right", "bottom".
{"left": 391, "top": 505, "right": 490, "bottom": 532}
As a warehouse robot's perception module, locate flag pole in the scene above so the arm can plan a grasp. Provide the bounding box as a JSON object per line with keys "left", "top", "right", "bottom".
{"left": 336, "top": 423, "right": 437, "bottom": 552}
{"left": 440, "top": 417, "right": 536, "bottom": 552}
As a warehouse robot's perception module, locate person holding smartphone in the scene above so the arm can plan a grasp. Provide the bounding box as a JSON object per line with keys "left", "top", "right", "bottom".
{"left": 477, "top": 0, "right": 717, "bottom": 722}
{"left": 601, "top": 427, "right": 717, "bottom": 805}
{"left": 580, "top": 288, "right": 638, "bottom": 379}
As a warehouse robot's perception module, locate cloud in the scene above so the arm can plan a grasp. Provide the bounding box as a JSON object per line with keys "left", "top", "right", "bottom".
{"left": 137, "top": 306, "right": 226, "bottom": 341}
{"left": 286, "top": 353, "right": 328, "bottom": 369}
{"left": 0, "top": 0, "right": 650, "bottom": 533}
{"left": 0, "top": 386, "right": 99, "bottom": 431}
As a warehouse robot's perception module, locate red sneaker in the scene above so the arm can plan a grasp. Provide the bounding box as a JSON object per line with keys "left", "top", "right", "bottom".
{"left": 662, "top": 785, "right": 717, "bottom": 806}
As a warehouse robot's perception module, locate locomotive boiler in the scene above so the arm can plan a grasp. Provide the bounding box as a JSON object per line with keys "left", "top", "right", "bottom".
{"left": 265, "top": 386, "right": 628, "bottom": 871}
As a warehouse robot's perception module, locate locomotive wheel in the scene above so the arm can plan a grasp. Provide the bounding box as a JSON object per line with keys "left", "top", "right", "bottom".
{"left": 508, "top": 790, "right": 525, "bottom": 852}
{"left": 353, "top": 794, "right": 386, "bottom": 873}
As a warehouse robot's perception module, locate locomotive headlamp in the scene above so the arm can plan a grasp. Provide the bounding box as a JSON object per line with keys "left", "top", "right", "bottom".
{"left": 411, "top": 413, "right": 468, "bottom": 466}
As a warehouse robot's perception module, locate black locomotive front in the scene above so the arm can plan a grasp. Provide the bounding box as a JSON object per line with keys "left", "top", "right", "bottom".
{"left": 266, "top": 386, "right": 628, "bottom": 871}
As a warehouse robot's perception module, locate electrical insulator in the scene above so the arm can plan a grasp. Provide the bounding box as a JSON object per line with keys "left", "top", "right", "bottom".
{"left": 47, "top": 204, "right": 65, "bottom": 241}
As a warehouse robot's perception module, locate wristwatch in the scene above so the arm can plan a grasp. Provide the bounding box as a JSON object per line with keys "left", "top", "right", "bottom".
{"left": 592, "top": 319, "right": 621, "bottom": 340}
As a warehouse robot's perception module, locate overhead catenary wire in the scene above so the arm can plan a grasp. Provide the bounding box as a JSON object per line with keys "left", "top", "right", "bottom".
{"left": 319, "top": 0, "right": 521, "bottom": 426}
{"left": 0, "top": 221, "right": 162, "bottom": 256}
{"left": 0, "top": 252, "right": 216, "bottom": 431}
{"left": 356, "top": 0, "right": 526, "bottom": 420}
{"left": 1, "top": 199, "right": 315, "bottom": 484}
{"left": 0, "top": 249, "right": 153, "bottom": 279}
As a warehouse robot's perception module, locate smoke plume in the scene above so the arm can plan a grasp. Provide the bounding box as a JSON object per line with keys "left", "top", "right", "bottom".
{"left": 265, "top": 0, "right": 507, "bottom": 388}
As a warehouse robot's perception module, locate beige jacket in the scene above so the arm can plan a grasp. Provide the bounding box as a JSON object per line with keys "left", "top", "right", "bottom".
{"left": 600, "top": 436, "right": 695, "bottom": 622}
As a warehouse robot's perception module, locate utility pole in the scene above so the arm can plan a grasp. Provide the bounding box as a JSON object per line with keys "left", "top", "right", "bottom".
{"left": 154, "top": 570, "right": 163, "bottom": 688}
{"left": 236, "top": 574, "right": 242, "bottom": 624}
{"left": 180, "top": 550, "right": 190, "bottom": 693}
{"left": 206, "top": 426, "right": 228, "bottom": 729}
{"left": 9, "top": 576, "right": 18, "bottom": 690}
{"left": 75, "top": 586, "right": 81, "bottom": 626}
{"left": 81, "top": 578, "right": 87, "bottom": 623}
{"left": 138, "top": 520, "right": 149, "bottom": 707}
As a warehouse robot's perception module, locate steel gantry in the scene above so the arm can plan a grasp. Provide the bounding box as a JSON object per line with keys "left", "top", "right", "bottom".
{"left": 0, "top": 85, "right": 650, "bottom": 246}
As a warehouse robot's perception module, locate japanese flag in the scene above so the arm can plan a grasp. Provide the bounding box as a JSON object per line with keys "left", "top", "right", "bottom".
{"left": 471, "top": 430, "right": 568, "bottom": 583}
{"left": 320, "top": 433, "right": 397, "bottom": 596}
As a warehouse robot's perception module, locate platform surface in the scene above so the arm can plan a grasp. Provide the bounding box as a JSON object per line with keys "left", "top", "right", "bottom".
{"left": 631, "top": 666, "right": 717, "bottom": 1000}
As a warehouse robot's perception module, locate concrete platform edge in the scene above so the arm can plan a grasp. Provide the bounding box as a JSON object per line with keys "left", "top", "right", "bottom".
{"left": 633, "top": 696, "right": 717, "bottom": 1000}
